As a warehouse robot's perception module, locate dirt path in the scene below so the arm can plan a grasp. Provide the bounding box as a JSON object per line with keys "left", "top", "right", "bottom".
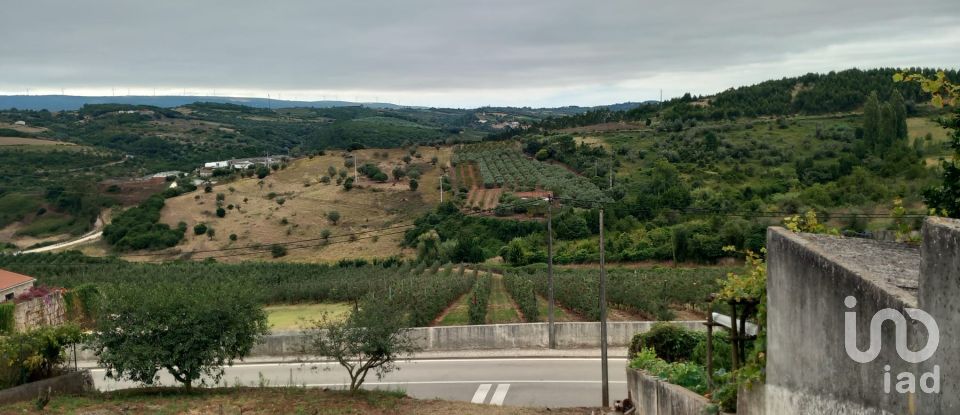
{"left": 432, "top": 291, "right": 471, "bottom": 326}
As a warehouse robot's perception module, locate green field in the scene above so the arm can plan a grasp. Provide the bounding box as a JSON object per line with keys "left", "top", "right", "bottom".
{"left": 265, "top": 303, "right": 352, "bottom": 331}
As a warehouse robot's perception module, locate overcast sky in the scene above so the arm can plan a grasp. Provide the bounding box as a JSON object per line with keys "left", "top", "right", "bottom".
{"left": 1, "top": 0, "right": 958, "bottom": 108}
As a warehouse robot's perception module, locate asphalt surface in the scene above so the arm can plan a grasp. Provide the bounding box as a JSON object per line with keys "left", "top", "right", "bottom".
{"left": 89, "top": 357, "right": 629, "bottom": 408}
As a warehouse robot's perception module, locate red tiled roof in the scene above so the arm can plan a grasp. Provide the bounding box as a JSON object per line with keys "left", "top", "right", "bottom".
{"left": 0, "top": 269, "right": 36, "bottom": 291}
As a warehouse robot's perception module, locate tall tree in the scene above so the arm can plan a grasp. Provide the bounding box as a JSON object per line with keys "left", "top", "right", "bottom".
{"left": 863, "top": 91, "right": 881, "bottom": 152}
{"left": 879, "top": 103, "right": 896, "bottom": 154}
{"left": 890, "top": 89, "right": 909, "bottom": 140}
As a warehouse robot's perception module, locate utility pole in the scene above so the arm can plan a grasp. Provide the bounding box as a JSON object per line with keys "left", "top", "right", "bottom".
{"left": 439, "top": 174, "right": 444, "bottom": 203}
{"left": 608, "top": 158, "right": 613, "bottom": 189}
{"left": 547, "top": 196, "right": 556, "bottom": 349}
{"left": 353, "top": 154, "right": 358, "bottom": 183}
{"left": 599, "top": 206, "right": 609, "bottom": 408}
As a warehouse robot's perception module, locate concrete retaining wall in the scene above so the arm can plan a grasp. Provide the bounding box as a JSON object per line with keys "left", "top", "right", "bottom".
{"left": 76, "top": 320, "right": 701, "bottom": 361}
{"left": 626, "top": 367, "right": 728, "bottom": 415}
{"left": 0, "top": 370, "right": 93, "bottom": 405}
{"left": 761, "top": 227, "right": 921, "bottom": 414}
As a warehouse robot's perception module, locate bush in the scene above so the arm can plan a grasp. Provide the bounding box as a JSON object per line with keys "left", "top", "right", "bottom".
{"left": 102, "top": 195, "right": 184, "bottom": 251}
{"left": 629, "top": 323, "right": 704, "bottom": 362}
{"left": 0, "top": 324, "right": 84, "bottom": 388}
{"left": 630, "top": 348, "right": 708, "bottom": 394}
{"left": 194, "top": 223, "right": 208, "bottom": 235}
{"left": 0, "top": 303, "right": 13, "bottom": 334}
{"left": 216, "top": 207, "right": 226, "bottom": 218}
{"left": 271, "top": 244, "right": 288, "bottom": 258}
{"left": 327, "top": 211, "right": 341, "bottom": 225}
{"left": 692, "top": 329, "right": 734, "bottom": 372}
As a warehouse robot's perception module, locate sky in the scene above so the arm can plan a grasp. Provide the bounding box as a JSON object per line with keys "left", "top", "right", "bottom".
{"left": 1, "top": 0, "right": 958, "bottom": 108}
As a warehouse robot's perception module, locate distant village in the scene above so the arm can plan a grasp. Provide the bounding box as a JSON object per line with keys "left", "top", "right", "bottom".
{"left": 138, "top": 155, "right": 288, "bottom": 188}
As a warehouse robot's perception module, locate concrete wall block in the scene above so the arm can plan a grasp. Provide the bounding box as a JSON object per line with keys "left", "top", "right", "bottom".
{"left": 766, "top": 227, "right": 917, "bottom": 414}
{"left": 917, "top": 217, "right": 960, "bottom": 413}
{"left": 0, "top": 370, "right": 94, "bottom": 405}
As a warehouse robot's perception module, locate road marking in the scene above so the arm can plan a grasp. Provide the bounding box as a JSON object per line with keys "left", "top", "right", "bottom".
{"left": 160, "top": 358, "right": 628, "bottom": 369}
{"left": 490, "top": 383, "right": 510, "bottom": 406}
{"left": 299, "top": 380, "right": 626, "bottom": 387}
{"left": 471, "top": 384, "right": 492, "bottom": 404}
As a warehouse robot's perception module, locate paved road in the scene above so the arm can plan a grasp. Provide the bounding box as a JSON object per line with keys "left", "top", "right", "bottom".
{"left": 22, "top": 216, "right": 104, "bottom": 254}
{"left": 90, "top": 357, "right": 628, "bottom": 408}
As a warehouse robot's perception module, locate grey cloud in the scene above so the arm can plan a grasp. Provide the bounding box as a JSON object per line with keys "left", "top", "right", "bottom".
{"left": 1, "top": 0, "right": 957, "bottom": 106}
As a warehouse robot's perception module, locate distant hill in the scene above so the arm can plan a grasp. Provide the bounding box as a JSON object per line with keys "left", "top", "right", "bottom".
{"left": 0, "top": 95, "right": 407, "bottom": 112}
{"left": 0, "top": 95, "right": 658, "bottom": 114}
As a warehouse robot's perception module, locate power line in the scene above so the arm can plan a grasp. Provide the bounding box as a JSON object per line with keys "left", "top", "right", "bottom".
{"left": 549, "top": 196, "right": 930, "bottom": 219}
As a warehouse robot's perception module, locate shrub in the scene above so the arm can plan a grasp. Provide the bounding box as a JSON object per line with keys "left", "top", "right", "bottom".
{"left": 229, "top": 234, "right": 238, "bottom": 241}
{"left": 630, "top": 348, "right": 708, "bottom": 394}
{"left": 629, "top": 323, "right": 704, "bottom": 362}
{"left": 327, "top": 211, "right": 341, "bottom": 225}
{"left": 0, "top": 303, "right": 13, "bottom": 334}
{"left": 692, "top": 329, "right": 734, "bottom": 372}
{"left": 216, "top": 207, "right": 226, "bottom": 218}
{"left": 271, "top": 244, "right": 288, "bottom": 258}
{"left": 194, "top": 223, "right": 208, "bottom": 235}
{"left": 102, "top": 195, "right": 184, "bottom": 251}
{"left": 0, "top": 324, "right": 84, "bottom": 388}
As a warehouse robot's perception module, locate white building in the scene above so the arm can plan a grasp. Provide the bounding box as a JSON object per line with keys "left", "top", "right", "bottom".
{"left": 204, "top": 161, "right": 229, "bottom": 169}
{"left": 13, "top": 121, "right": 26, "bottom": 126}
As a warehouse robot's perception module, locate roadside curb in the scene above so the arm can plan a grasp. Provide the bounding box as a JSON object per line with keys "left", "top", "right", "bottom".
{"left": 78, "top": 348, "right": 629, "bottom": 369}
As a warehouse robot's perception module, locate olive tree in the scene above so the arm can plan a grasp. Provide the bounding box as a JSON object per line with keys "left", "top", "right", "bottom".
{"left": 89, "top": 282, "right": 269, "bottom": 391}
{"left": 301, "top": 298, "right": 418, "bottom": 392}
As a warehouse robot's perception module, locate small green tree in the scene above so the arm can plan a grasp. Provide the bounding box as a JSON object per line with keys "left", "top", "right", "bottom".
{"left": 327, "top": 211, "right": 341, "bottom": 225}
{"left": 409, "top": 178, "right": 419, "bottom": 191}
{"left": 392, "top": 166, "right": 405, "bottom": 182}
{"left": 271, "top": 244, "right": 288, "bottom": 258}
{"left": 216, "top": 207, "right": 226, "bottom": 218}
{"left": 89, "top": 283, "right": 268, "bottom": 391}
{"left": 301, "top": 298, "right": 419, "bottom": 392}
{"left": 343, "top": 177, "right": 354, "bottom": 191}
{"left": 321, "top": 229, "right": 332, "bottom": 241}
{"left": 193, "top": 223, "right": 208, "bottom": 235}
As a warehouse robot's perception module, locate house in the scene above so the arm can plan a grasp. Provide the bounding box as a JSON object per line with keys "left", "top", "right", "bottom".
{"left": 204, "top": 161, "right": 229, "bottom": 169}
{"left": 232, "top": 161, "right": 254, "bottom": 170}
{"left": 0, "top": 269, "right": 36, "bottom": 302}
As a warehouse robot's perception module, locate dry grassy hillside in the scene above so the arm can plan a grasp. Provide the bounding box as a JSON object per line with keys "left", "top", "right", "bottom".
{"left": 151, "top": 146, "right": 452, "bottom": 263}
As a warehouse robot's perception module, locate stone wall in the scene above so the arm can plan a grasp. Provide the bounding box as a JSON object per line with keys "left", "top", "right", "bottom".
{"left": 15, "top": 290, "right": 65, "bottom": 332}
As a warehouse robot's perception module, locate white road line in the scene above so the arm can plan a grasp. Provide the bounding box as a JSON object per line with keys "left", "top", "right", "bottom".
{"left": 104, "top": 358, "right": 629, "bottom": 369}
{"left": 300, "top": 380, "right": 627, "bottom": 387}
{"left": 471, "top": 384, "right": 492, "bottom": 404}
{"left": 489, "top": 383, "right": 510, "bottom": 406}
